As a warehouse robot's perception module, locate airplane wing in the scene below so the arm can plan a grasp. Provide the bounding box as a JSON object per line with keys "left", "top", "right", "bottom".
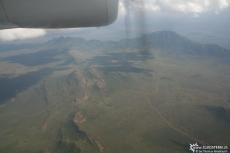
{"left": 0, "top": 0, "right": 118, "bottom": 29}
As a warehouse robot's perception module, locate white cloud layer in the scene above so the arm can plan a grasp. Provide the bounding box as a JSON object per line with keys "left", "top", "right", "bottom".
{"left": 0, "top": 0, "right": 229, "bottom": 42}
{"left": 0, "top": 28, "right": 46, "bottom": 41}
{"left": 123, "top": 0, "right": 230, "bottom": 15}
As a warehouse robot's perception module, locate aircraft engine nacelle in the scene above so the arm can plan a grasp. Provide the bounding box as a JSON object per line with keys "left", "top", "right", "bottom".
{"left": 0, "top": 0, "right": 118, "bottom": 28}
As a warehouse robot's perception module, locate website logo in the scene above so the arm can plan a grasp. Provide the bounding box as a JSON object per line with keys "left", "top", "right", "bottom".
{"left": 189, "top": 143, "right": 229, "bottom": 153}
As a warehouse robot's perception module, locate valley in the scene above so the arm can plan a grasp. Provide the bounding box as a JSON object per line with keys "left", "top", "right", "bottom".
{"left": 0, "top": 31, "right": 230, "bottom": 153}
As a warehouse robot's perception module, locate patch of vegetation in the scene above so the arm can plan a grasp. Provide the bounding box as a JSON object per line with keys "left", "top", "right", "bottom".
{"left": 1, "top": 31, "right": 230, "bottom": 153}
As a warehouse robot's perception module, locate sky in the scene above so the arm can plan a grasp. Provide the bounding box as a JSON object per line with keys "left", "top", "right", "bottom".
{"left": 0, "top": 0, "right": 230, "bottom": 47}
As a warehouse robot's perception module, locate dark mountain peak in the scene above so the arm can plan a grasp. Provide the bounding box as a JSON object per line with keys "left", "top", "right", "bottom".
{"left": 120, "top": 31, "right": 230, "bottom": 58}
{"left": 148, "top": 31, "right": 182, "bottom": 38}
{"left": 144, "top": 31, "right": 193, "bottom": 46}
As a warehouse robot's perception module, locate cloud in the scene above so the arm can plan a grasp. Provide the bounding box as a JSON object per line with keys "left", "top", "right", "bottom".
{"left": 122, "top": 0, "right": 230, "bottom": 15}
{"left": 0, "top": 28, "right": 46, "bottom": 41}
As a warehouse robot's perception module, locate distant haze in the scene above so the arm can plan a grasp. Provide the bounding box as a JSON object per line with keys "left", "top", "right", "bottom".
{"left": 0, "top": 0, "right": 230, "bottom": 48}
{"left": 47, "top": 0, "right": 230, "bottom": 48}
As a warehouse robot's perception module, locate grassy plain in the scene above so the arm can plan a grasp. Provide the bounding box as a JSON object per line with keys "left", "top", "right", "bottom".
{"left": 0, "top": 32, "right": 230, "bottom": 153}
